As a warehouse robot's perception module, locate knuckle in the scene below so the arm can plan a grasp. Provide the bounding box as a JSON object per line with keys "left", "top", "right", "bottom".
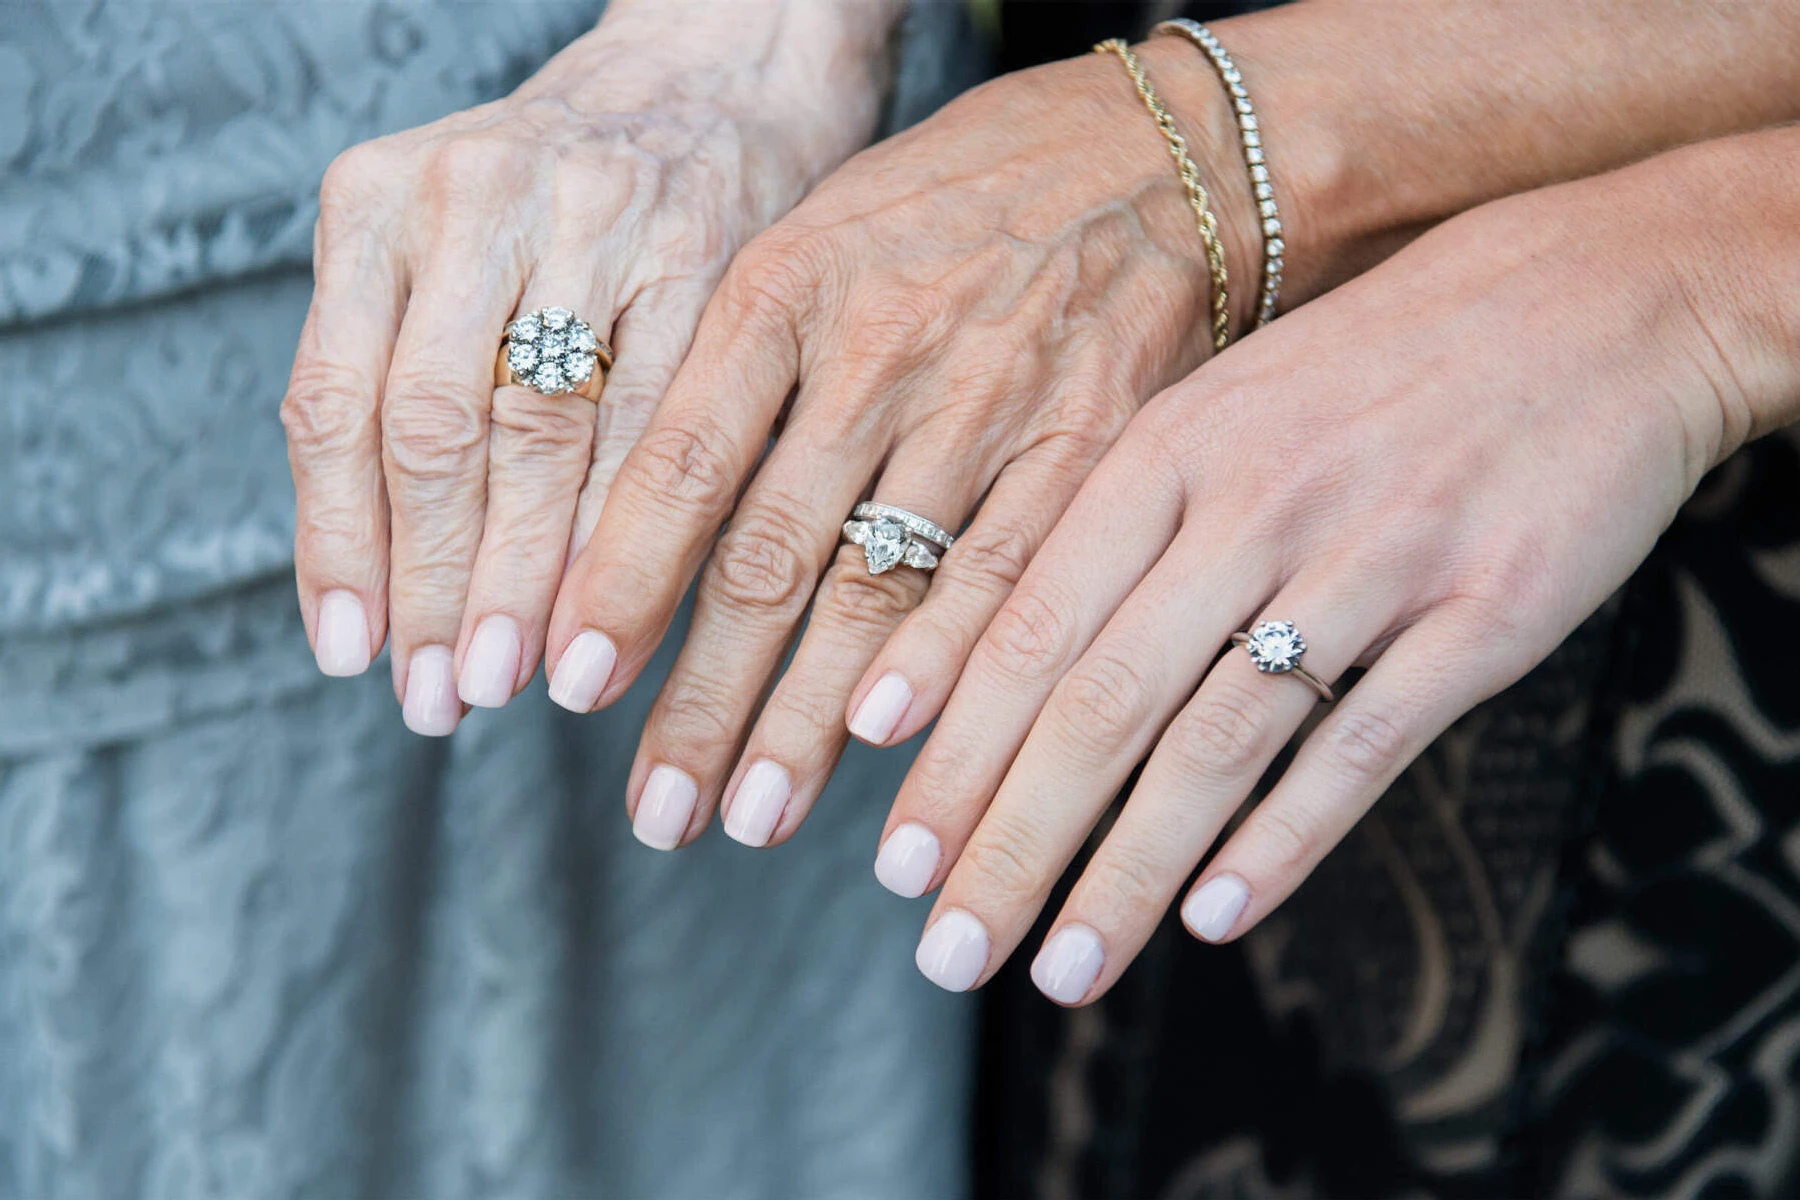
{"left": 426, "top": 135, "right": 520, "bottom": 191}
{"left": 651, "top": 676, "right": 741, "bottom": 751}
{"left": 945, "top": 524, "right": 1035, "bottom": 594}
{"left": 841, "top": 284, "right": 952, "bottom": 362}
{"left": 1046, "top": 397, "right": 1133, "bottom": 463}
{"left": 1171, "top": 679, "right": 1275, "bottom": 780}
{"left": 318, "top": 143, "right": 389, "bottom": 223}
{"left": 628, "top": 421, "right": 740, "bottom": 516}
{"left": 488, "top": 389, "right": 592, "bottom": 463}
{"left": 722, "top": 228, "right": 823, "bottom": 326}
{"left": 1080, "top": 846, "right": 1168, "bottom": 920}
{"left": 382, "top": 394, "right": 486, "bottom": 482}
{"left": 706, "top": 506, "right": 818, "bottom": 615}
{"left": 1050, "top": 651, "right": 1157, "bottom": 759}
{"left": 958, "top": 816, "right": 1046, "bottom": 908}
{"left": 822, "top": 557, "right": 919, "bottom": 636}
{"left": 980, "top": 586, "right": 1077, "bottom": 679}
{"left": 281, "top": 364, "right": 373, "bottom": 458}
{"left": 1244, "top": 801, "right": 1318, "bottom": 879}
{"left": 1320, "top": 705, "right": 1411, "bottom": 783}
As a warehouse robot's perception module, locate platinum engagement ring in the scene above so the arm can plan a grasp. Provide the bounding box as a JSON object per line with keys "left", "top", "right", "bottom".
{"left": 841, "top": 502, "right": 956, "bottom": 576}
{"left": 1231, "top": 619, "right": 1335, "bottom": 702}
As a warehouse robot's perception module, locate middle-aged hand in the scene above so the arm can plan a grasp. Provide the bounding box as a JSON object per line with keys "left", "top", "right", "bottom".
{"left": 548, "top": 0, "right": 1800, "bottom": 852}
{"left": 544, "top": 44, "right": 1255, "bottom": 849}
{"left": 890, "top": 126, "right": 1800, "bottom": 1001}
{"left": 281, "top": 0, "right": 896, "bottom": 735}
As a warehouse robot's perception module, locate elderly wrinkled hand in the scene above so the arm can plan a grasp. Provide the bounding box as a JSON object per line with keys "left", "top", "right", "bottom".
{"left": 281, "top": 0, "right": 896, "bottom": 735}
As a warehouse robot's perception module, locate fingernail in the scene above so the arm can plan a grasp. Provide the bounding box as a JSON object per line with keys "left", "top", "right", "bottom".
{"left": 1181, "top": 874, "right": 1250, "bottom": 942}
{"left": 849, "top": 672, "right": 914, "bottom": 744}
{"left": 914, "top": 909, "right": 990, "bottom": 993}
{"left": 874, "top": 822, "right": 941, "bottom": 898}
{"left": 314, "top": 590, "right": 371, "bottom": 677}
{"left": 458, "top": 614, "right": 522, "bottom": 708}
{"left": 1030, "top": 924, "right": 1105, "bottom": 1005}
{"left": 723, "top": 759, "right": 790, "bottom": 848}
{"left": 633, "top": 765, "right": 698, "bottom": 851}
{"left": 548, "top": 629, "right": 618, "bottom": 713}
{"left": 402, "top": 645, "right": 460, "bottom": 737}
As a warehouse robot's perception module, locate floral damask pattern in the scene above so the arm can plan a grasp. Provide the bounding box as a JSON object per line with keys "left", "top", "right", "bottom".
{"left": 0, "top": 2, "right": 991, "bottom": 1195}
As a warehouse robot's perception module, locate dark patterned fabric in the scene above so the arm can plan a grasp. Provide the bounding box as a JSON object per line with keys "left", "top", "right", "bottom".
{"left": 979, "top": 427, "right": 1800, "bottom": 1199}
{"left": 976, "top": 8, "right": 1800, "bottom": 1195}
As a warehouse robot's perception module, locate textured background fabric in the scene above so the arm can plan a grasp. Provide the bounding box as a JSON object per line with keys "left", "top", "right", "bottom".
{"left": 0, "top": 2, "right": 990, "bottom": 1195}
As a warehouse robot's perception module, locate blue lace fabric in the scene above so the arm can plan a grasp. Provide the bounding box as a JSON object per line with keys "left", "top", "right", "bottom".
{"left": 0, "top": 3, "right": 987, "bottom": 1195}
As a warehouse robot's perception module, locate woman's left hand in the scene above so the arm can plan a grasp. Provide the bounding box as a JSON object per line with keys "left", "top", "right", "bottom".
{"left": 885, "top": 128, "right": 1800, "bottom": 1001}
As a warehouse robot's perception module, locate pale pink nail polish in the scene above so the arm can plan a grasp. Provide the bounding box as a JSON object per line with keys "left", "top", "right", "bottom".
{"left": 402, "top": 645, "right": 460, "bottom": 737}
{"left": 1181, "top": 874, "right": 1250, "bottom": 942}
{"left": 723, "top": 760, "right": 790, "bottom": 848}
{"left": 1030, "top": 924, "right": 1104, "bottom": 1005}
{"left": 547, "top": 629, "right": 617, "bottom": 713}
{"left": 849, "top": 672, "right": 914, "bottom": 744}
{"left": 634, "top": 765, "right": 698, "bottom": 851}
{"left": 874, "top": 823, "right": 941, "bottom": 898}
{"left": 314, "top": 590, "right": 371, "bottom": 677}
{"left": 458, "top": 614, "right": 521, "bottom": 708}
{"left": 915, "top": 909, "right": 990, "bottom": 992}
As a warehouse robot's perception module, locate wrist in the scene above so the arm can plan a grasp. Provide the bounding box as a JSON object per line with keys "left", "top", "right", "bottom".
{"left": 533, "top": 0, "right": 904, "bottom": 178}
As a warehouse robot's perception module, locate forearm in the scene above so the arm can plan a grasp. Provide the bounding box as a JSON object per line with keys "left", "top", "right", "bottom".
{"left": 1138, "top": 0, "right": 1800, "bottom": 325}
{"left": 1636, "top": 124, "right": 1800, "bottom": 452}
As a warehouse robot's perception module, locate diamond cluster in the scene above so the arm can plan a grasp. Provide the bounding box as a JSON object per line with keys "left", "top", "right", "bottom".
{"left": 1243, "top": 620, "right": 1306, "bottom": 674}
{"left": 842, "top": 518, "right": 941, "bottom": 574}
{"left": 504, "top": 306, "right": 602, "bottom": 395}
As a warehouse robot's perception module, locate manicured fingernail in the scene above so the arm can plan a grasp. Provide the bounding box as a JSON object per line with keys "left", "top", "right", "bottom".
{"left": 1181, "top": 874, "right": 1250, "bottom": 942}
{"left": 458, "top": 614, "right": 521, "bottom": 708}
{"left": 633, "top": 765, "right": 698, "bottom": 851}
{"left": 1030, "top": 924, "right": 1105, "bottom": 1005}
{"left": 314, "top": 590, "right": 371, "bottom": 677}
{"left": 547, "top": 629, "right": 617, "bottom": 713}
{"left": 402, "top": 645, "right": 460, "bottom": 737}
{"left": 849, "top": 672, "right": 913, "bottom": 744}
{"left": 723, "top": 759, "right": 790, "bottom": 848}
{"left": 874, "top": 822, "right": 941, "bottom": 898}
{"left": 915, "top": 909, "right": 990, "bottom": 992}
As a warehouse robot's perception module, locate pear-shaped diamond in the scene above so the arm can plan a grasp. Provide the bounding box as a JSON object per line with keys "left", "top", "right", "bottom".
{"left": 864, "top": 518, "right": 908, "bottom": 574}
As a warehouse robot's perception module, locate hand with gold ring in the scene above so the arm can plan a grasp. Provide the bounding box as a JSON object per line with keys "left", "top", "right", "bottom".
{"left": 280, "top": 0, "right": 901, "bottom": 734}
{"left": 894, "top": 128, "right": 1800, "bottom": 1003}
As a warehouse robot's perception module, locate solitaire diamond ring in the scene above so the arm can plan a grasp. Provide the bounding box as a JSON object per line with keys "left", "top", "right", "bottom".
{"left": 841, "top": 502, "right": 956, "bottom": 576}
{"left": 1231, "top": 620, "right": 1334, "bottom": 702}
{"left": 496, "top": 306, "right": 613, "bottom": 401}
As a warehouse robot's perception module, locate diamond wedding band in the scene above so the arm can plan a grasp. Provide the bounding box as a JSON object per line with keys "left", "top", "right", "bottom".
{"left": 496, "top": 306, "right": 613, "bottom": 401}
{"left": 841, "top": 502, "right": 956, "bottom": 576}
{"left": 1232, "top": 620, "right": 1334, "bottom": 702}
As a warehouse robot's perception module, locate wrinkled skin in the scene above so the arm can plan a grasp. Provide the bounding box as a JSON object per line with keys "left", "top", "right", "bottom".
{"left": 282, "top": 9, "right": 889, "bottom": 734}
{"left": 892, "top": 130, "right": 1800, "bottom": 1003}
{"left": 542, "top": 45, "right": 1259, "bottom": 852}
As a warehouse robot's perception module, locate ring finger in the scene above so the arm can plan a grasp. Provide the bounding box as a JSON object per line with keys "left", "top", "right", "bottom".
{"left": 710, "top": 439, "right": 982, "bottom": 850}
{"left": 454, "top": 264, "right": 620, "bottom": 710}
{"left": 1023, "top": 583, "right": 1401, "bottom": 1006}
{"left": 381, "top": 245, "right": 518, "bottom": 736}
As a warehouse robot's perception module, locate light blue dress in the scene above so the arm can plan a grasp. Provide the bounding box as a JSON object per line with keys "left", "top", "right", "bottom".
{"left": 0, "top": 3, "right": 985, "bottom": 1195}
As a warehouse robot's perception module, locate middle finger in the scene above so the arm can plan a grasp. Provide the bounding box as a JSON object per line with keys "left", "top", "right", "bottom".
{"left": 381, "top": 246, "right": 518, "bottom": 736}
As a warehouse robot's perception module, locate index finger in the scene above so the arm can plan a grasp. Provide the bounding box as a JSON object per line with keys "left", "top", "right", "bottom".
{"left": 544, "top": 244, "right": 806, "bottom": 713}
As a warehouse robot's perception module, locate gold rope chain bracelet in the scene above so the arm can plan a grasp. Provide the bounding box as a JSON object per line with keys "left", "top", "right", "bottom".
{"left": 1094, "top": 37, "right": 1231, "bottom": 354}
